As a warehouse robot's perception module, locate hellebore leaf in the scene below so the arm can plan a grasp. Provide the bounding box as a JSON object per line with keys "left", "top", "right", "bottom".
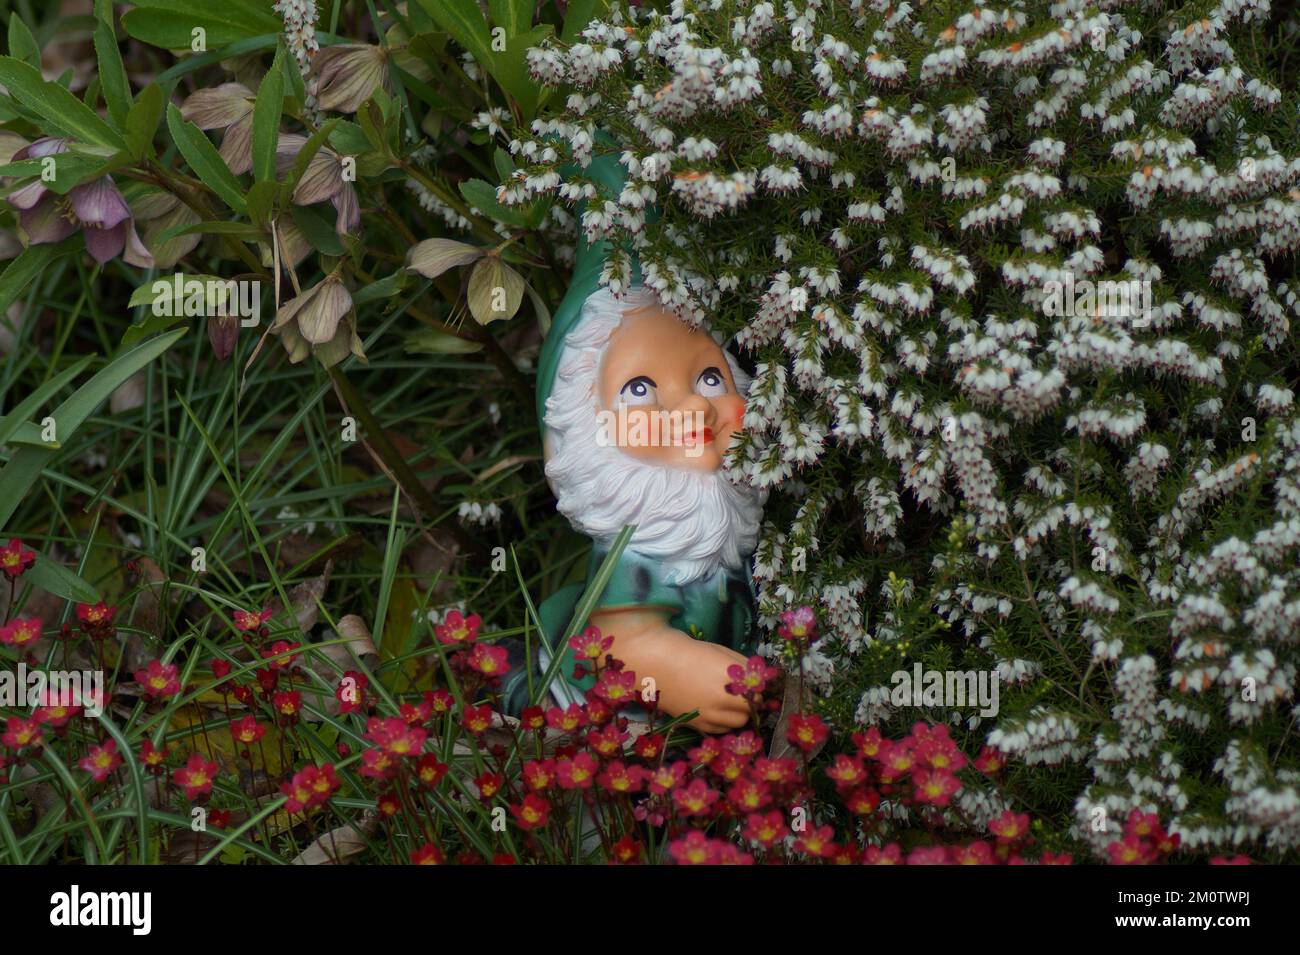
{"left": 0, "top": 56, "right": 126, "bottom": 150}
{"left": 121, "top": 0, "right": 281, "bottom": 50}
{"left": 166, "top": 104, "right": 248, "bottom": 215}
{"left": 251, "top": 46, "right": 285, "bottom": 183}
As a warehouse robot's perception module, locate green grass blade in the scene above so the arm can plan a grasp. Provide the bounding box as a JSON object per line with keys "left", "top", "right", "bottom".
{"left": 0, "top": 328, "right": 184, "bottom": 530}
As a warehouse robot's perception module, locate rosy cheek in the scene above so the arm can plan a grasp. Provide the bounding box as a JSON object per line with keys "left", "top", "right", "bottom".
{"left": 720, "top": 397, "right": 745, "bottom": 429}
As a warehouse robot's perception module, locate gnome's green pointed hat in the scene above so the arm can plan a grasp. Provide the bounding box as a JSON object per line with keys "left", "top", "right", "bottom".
{"left": 535, "top": 143, "right": 650, "bottom": 433}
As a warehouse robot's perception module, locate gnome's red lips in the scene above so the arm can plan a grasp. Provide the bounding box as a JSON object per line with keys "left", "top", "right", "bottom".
{"left": 681, "top": 427, "right": 715, "bottom": 446}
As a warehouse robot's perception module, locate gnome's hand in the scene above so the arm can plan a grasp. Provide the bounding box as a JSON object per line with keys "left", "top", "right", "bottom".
{"left": 590, "top": 607, "right": 752, "bottom": 734}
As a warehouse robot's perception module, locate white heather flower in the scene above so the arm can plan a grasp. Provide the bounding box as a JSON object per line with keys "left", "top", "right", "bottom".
{"left": 274, "top": 0, "right": 321, "bottom": 120}
{"left": 457, "top": 501, "right": 503, "bottom": 526}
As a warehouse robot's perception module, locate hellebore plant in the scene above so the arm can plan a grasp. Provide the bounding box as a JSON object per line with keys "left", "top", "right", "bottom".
{"left": 309, "top": 44, "right": 393, "bottom": 114}
{"left": 272, "top": 270, "right": 363, "bottom": 367}
{"left": 179, "top": 83, "right": 256, "bottom": 175}
{"left": 275, "top": 133, "right": 361, "bottom": 239}
{"left": 6, "top": 137, "right": 152, "bottom": 266}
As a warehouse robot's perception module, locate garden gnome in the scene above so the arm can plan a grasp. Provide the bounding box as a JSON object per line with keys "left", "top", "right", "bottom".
{"left": 503, "top": 153, "right": 766, "bottom": 733}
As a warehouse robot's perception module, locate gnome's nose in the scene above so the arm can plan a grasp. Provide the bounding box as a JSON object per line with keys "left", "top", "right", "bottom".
{"left": 678, "top": 393, "right": 716, "bottom": 423}
{"left": 676, "top": 394, "right": 717, "bottom": 444}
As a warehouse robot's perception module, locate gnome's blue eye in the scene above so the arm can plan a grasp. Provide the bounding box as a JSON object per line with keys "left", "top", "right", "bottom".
{"left": 619, "top": 376, "right": 658, "bottom": 406}
{"left": 695, "top": 367, "right": 727, "bottom": 398}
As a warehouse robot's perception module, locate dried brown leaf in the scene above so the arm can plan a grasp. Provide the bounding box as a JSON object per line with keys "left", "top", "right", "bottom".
{"left": 291, "top": 812, "right": 378, "bottom": 865}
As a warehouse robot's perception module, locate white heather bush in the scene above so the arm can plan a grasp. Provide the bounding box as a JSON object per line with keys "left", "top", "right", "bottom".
{"left": 508, "top": 0, "right": 1300, "bottom": 859}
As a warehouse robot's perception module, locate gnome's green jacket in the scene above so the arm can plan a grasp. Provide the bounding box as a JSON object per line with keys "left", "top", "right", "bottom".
{"left": 502, "top": 546, "right": 758, "bottom": 713}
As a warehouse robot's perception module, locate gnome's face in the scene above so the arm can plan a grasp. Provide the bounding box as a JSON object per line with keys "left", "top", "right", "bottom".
{"left": 597, "top": 304, "right": 746, "bottom": 472}
{"left": 542, "top": 288, "right": 765, "bottom": 585}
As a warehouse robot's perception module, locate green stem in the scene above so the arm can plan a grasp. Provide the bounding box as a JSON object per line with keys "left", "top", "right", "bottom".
{"left": 326, "top": 366, "right": 486, "bottom": 561}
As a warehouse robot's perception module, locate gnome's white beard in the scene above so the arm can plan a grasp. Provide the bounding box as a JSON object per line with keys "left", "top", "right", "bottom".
{"left": 543, "top": 290, "right": 765, "bottom": 586}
